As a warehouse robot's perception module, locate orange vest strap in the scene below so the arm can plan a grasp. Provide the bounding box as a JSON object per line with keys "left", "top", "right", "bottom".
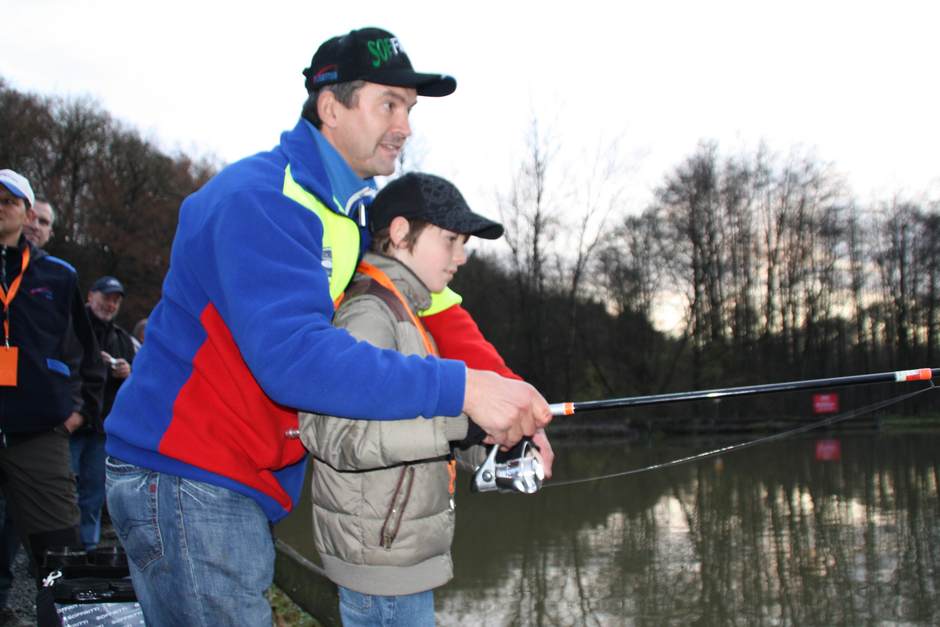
{"left": 355, "top": 261, "right": 437, "bottom": 357}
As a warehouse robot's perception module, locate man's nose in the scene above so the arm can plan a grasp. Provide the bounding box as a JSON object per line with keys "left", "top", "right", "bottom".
{"left": 395, "top": 111, "right": 412, "bottom": 139}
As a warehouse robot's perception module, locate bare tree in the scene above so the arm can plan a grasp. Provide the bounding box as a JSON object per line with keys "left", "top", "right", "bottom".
{"left": 918, "top": 208, "right": 940, "bottom": 364}
{"left": 655, "top": 141, "right": 725, "bottom": 385}
{"left": 0, "top": 81, "right": 214, "bottom": 325}
{"left": 873, "top": 199, "right": 921, "bottom": 365}
{"left": 554, "top": 136, "right": 628, "bottom": 397}
{"left": 498, "top": 118, "right": 558, "bottom": 390}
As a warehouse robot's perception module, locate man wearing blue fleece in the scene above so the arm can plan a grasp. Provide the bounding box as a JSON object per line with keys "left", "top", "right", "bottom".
{"left": 104, "top": 27, "right": 552, "bottom": 625}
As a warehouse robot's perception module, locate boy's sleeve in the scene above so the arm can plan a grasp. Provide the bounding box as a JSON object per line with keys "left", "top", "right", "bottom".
{"left": 299, "top": 296, "right": 467, "bottom": 471}
{"left": 422, "top": 304, "right": 522, "bottom": 381}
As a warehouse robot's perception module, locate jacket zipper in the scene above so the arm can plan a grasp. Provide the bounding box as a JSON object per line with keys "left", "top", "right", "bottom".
{"left": 380, "top": 466, "right": 415, "bottom": 550}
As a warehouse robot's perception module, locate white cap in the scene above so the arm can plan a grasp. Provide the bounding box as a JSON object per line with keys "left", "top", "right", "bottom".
{"left": 0, "top": 169, "right": 35, "bottom": 208}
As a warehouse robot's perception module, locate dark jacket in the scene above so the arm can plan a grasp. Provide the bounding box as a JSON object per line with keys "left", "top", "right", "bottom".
{"left": 84, "top": 308, "right": 136, "bottom": 431}
{"left": 0, "top": 236, "right": 105, "bottom": 436}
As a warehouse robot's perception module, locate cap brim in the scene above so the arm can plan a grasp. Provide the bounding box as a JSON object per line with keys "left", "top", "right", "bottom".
{"left": 0, "top": 182, "right": 28, "bottom": 202}
{"left": 434, "top": 212, "right": 504, "bottom": 240}
{"left": 365, "top": 69, "right": 456, "bottom": 97}
{"left": 467, "top": 221, "right": 504, "bottom": 240}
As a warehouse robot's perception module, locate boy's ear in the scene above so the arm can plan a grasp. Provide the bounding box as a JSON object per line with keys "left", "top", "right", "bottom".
{"left": 388, "top": 216, "right": 411, "bottom": 248}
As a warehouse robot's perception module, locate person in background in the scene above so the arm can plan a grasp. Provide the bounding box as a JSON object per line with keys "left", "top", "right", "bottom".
{"left": 300, "top": 172, "right": 511, "bottom": 626}
{"left": 0, "top": 169, "right": 104, "bottom": 578}
{"left": 104, "top": 27, "right": 551, "bottom": 625}
{"left": 131, "top": 318, "right": 147, "bottom": 349}
{"left": 1, "top": 194, "right": 55, "bottom": 623}
{"left": 71, "top": 276, "right": 135, "bottom": 550}
{"left": 22, "top": 198, "right": 54, "bottom": 249}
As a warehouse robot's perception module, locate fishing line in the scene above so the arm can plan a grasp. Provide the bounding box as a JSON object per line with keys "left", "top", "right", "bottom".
{"left": 543, "top": 382, "right": 936, "bottom": 489}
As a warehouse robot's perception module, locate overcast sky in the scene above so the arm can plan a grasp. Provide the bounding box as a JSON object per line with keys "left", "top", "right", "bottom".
{"left": 3, "top": 0, "right": 938, "bottom": 215}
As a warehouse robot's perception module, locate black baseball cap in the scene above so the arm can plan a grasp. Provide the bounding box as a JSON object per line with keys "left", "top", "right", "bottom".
{"left": 370, "top": 173, "right": 504, "bottom": 240}
{"left": 90, "top": 276, "right": 125, "bottom": 295}
{"left": 303, "top": 27, "right": 456, "bottom": 97}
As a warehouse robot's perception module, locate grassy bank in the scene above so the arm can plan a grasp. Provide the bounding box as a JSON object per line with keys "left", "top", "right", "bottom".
{"left": 270, "top": 584, "right": 319, "bottom": 626}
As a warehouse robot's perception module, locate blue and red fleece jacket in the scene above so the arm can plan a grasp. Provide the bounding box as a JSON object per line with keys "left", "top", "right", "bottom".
{"left": 105, "top": 120, "right": 466, "bottom": 522}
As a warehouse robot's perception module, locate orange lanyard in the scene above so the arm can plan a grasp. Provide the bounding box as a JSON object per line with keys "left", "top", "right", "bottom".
{"left": 0, "top": 247, "right": 29, "bottom": 347}
{"left": 356, "top": 260, "right": 437, "bottom": 357}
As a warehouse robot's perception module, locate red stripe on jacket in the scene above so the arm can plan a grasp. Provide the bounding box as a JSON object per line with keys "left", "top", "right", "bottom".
{"left": 160, "top": 303, "right": 306, "bottom": 511}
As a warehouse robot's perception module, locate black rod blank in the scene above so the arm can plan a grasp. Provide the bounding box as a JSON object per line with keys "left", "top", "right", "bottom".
{"left": 549, "top": 368, "right": 939, "bottom": 417}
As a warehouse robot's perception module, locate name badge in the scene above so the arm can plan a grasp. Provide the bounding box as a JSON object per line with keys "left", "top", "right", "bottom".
{"left": 0, "top": 346, "right": 18, "bottom": 386}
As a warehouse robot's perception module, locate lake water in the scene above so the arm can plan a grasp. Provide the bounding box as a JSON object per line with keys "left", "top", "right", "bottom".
{"left": 276, "top": 430, "right": 940, "bottom": 626}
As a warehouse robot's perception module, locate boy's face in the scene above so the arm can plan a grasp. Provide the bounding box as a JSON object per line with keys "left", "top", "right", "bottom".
{"left": 395, "top": 223, "right": 468, "bottom": 293}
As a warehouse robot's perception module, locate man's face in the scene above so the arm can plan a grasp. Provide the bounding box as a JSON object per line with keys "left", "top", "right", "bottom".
{"left": 88, "top": 290, "right": 123, "bottom": 322}
{"left": 325, "top": 83, "right": 417, "bottom": 178}
{"left": 24, "top": 201, "right": 53, "bottom": 247}
{"left": 0, "top": 188, "right": 33, "bottom": 246}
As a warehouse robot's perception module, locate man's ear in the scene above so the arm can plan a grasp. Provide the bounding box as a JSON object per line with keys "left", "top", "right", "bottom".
{"left": 388, "top": 216, "right": 411, "bottom": 249}
{"left": 317, "top": 91, "right": 339, "bottom": 129}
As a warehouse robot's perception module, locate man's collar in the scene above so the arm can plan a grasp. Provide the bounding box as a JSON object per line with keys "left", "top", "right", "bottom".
{"left": 301, "top": 120, "right": 377, "bottom": 216}
{"left": 3, "top": 234, "right": 32, "bottom": 254}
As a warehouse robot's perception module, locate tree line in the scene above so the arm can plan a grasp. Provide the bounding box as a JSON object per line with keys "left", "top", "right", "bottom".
{"left": 3, "top": 79, "right": 937, "bottom": 425}
{"left": 0, "top": 78, "right": 215, "bottom": 326}
{"left": 451, "top": 126, "right": 940, "bottom": 423}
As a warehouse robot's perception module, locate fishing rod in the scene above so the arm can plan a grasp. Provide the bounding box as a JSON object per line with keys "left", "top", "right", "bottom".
{"left": 548, "top": 367, "right": 939, "bottom": 417}
{"left": 544, "top": 382, "right": 937, "bottom": 489}
{"left": 474, "top": 367, "right": 938, "bottom": 494}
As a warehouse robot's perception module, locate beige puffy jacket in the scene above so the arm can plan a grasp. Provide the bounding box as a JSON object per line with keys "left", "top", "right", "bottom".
{"left": 299, "top": 252, "right": 484, "bottom": 595}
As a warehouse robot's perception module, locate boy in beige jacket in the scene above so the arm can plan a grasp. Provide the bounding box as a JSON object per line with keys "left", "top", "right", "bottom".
{"left": 299, "top": 172, "right": 503, "bottom": 626}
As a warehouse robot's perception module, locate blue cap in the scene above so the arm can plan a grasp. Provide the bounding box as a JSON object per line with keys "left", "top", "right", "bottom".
{"left": 90, "top": 276, "right": 125, "bottom": 295}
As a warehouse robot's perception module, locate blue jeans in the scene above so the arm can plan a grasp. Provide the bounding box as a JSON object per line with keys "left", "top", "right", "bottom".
{"left": 105, "top": 457, "right": 274, "bottom": 626}
{"left": 339, "top": 587, "right": 435, "bottom": 627}
{"left": 70, "top": 431, "right": 107, "bottom": 549}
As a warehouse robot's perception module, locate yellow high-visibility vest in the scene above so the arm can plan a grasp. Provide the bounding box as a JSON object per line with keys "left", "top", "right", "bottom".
{"left": 420, "top": 287, "right": 463, "bottom": 317}
{"left": 282, "top": 166, "right": 361, "bottom": 305}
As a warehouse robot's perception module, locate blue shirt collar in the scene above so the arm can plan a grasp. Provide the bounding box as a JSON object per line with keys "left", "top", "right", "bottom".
{"left": 302, "top": 120, "right": 377, "bottom": 217}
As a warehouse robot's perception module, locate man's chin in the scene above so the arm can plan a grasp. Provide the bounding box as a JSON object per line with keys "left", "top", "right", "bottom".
{"left": 376, "top": 147, "right": 402, "bottom": 173}
{"left": 371, "top": 162, "right": 398, "bottom": 178}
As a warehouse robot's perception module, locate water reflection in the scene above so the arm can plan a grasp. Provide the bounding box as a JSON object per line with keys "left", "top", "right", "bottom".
{"left": 435, "top": 433, "right": 940, "bottom": 626}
